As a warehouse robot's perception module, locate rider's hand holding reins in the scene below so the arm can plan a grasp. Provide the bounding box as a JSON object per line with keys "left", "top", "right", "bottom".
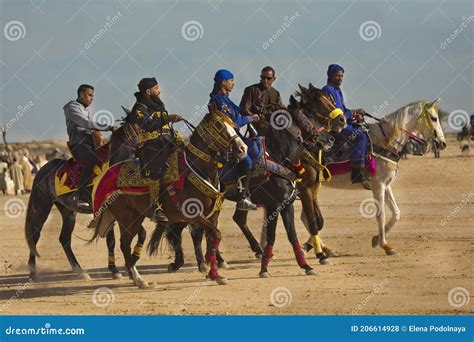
{"left": 168, "top": 114, "right": 183, "bottom": 122}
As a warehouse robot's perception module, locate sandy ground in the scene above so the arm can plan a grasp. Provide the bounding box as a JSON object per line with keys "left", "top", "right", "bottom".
{"left": 0, "top": 138, "right": 472, "bottom": 315}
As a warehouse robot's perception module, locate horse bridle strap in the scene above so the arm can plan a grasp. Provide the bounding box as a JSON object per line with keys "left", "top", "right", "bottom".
{"left": 187, "top": 142, "right": 211, "bottom": 162}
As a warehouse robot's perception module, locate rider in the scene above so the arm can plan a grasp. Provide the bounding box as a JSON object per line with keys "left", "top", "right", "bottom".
{"left": 240, "top": 66, "right": 284, "bottom": 136}
{"left": 129, "top": 77, "right": 183, "bottom": 222}
{"left": 322, "top": 64, "right": 369, "bottom": 183}
{"left": 209, "top": 69, "right": 260, "bottom": 210}
{"left": 64, "top": 84, "right": 115, "bottom": 209}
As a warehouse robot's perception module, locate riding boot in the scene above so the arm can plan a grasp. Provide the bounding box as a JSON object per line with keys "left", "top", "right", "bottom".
{"left": 75, "top": 186, "right": 92, "bottom": 209}
{"left": 149, "top": 180, "right": 169, "bottom": 223}
{"left": 237, "top": 169, "right": 257, "bottom": 211}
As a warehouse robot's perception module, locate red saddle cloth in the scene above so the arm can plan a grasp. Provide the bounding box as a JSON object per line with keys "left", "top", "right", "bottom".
{"left": 92, "top": 152, "right": 187, "bottom": 217}
{"left": 54, "top": 144, "right": 110, "bottom": 196}
{"left": 326, "top": 156, "right": 377, "bottom": 176}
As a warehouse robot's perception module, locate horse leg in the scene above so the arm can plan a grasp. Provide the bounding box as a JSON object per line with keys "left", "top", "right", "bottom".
{"left": 131, "top": 225, "right": 147, "bottom": 265}
{"left": 201, "top": 217, "right": 227, "bottom": 285}
{"left": 25, "top": 191, "right": 53, "bottom": 280}
{"left": 190, "top": 224, "right": 209, "bottom": 274}
{"left": 373, "top": 185, "right": 399, "bottom": 255}
{"left": 259, "top": 208, "right": 267, "bottom": 251}
{"left": 119, "top": 222, "right": 149, "bottom": 288}
{"left": 166, "top": 223, "right": 186, "bottom": 273}
{"left": 259, "top": 206, "right": 277, "bottom": 278}
{"left": 299, "top": 188, "right": 329, "bottom": 264}
{"left": 106, "top": 225, "right": 122, "bottom": 279}
{"left": 280, "top": 204, "right": 315, "bottom": 275}
{"left": 232, "top": 209, "right": 263, "bottom": 258}
{"left": 370, "top": 185, "right": 395, "bottom": 255}
{"left": 55, "top": 203, "right": 90, "bottom": 280}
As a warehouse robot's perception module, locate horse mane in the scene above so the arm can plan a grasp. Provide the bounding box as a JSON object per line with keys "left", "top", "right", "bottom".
{"left": 265, "top": 126, "right": 300, "bottom": 164}
{"left": 378, "top": 101, "right": 423, "bottom": 146}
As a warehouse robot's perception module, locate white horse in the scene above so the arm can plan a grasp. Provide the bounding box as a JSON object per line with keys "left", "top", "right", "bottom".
{"left": 304, "top": 99, "right": 447, "bottom": 255}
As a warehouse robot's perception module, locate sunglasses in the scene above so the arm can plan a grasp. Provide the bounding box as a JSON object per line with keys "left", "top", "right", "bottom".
{"left": 260, "top": 75, "right": 274, "bottom": 81}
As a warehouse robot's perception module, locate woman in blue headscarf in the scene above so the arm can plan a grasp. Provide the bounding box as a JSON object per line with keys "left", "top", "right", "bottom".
{"left": 322, "top": 64, "right": 369, "bottom": 184}
{"left": 209, "top": 69, "right": 260, "bottom": 210}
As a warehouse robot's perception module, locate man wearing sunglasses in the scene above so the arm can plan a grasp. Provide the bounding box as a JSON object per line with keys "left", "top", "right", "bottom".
{"left": 240, "top": 66, "right": 285, "bottom": 136}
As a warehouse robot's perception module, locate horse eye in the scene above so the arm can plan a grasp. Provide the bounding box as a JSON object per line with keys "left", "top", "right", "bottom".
{"left": 431, "top": 116, "right": 438, "bottom": 122}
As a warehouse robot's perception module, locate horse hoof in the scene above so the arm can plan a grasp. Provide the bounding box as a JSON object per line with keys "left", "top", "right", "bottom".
{"left": 383, "top": 245, "right": 397, "bottom": 255}
{"left": 322, "top": 247, "right": 336, "bottom": 258}
{"left": 305, "top": 269, "right": 317, "bottom": 275}
{"left": 372, "top": 236, "right": 378, "bottom": 248}
{"left": 168, "top": 264, "right": 177, "bottom": 273}
{"left": 77, "top": 272, "right": 91, "bottom": 280}
{"left": 319, "top": 256, "right": 330, "bottom": 265}
{"left": 259, "top": 271, "right": 270, "bottom": 278}
{"left": 214, "top": 276, "right": 228, "bottom": 285}
{"left": 199, "top": 263, "right": 209, "bottom": 274}
{"left": 111, "top": 272, "right": 122, "bottom": 280}
{"left": 218, "top": 261, "right": 229, "bottom": 269}
{"left": 29, "top": 273, "right": 39, "bottom": 281}
{"left": 136, "top": 280, "right": 151, "bottom": 289}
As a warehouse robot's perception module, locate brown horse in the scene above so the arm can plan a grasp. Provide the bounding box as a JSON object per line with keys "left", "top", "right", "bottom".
{"left": 90, "top": 107, "right": 247, "bottom": 288}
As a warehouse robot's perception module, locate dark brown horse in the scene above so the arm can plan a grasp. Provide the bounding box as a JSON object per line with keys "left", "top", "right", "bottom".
{"left": 162, "top": 85, "right": 347, "bottom": 275}
{"left": 90, "top": 107, "right": 247, "bottom": 288}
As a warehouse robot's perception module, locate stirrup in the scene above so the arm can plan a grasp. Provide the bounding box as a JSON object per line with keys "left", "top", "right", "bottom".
{"left": 236, "top": 197, "right": 258, "bottom": 211}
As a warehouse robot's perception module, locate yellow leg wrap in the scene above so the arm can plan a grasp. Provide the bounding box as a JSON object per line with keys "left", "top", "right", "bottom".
{"left": 108, "top": 254, "right": 115, "bottom": 264}
{"left": 133, "top": 245, "right": 143, "bottom": 256}
{"left": 310, "top": 235, "right": 323, "bottom": 254}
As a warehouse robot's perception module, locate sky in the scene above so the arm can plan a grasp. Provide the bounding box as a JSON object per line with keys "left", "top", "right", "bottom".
{"left": 0, "top": 0, "right": 472, "bottom": 142}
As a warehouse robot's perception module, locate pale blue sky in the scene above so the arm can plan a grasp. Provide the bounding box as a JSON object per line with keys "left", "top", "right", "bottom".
{"left": 0, "top": 0, "right": 472, "bottom": 142}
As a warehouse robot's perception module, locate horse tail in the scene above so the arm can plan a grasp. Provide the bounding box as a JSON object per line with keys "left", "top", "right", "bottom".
{"left": 147, "top": 222, "right": 167, "bottom": 256}
{"left": 25, "top": 159, "right": 62, "bottom": 258}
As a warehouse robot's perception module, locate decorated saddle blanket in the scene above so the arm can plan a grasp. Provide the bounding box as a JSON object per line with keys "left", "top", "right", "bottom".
{"left": 54, "top": 144, "right": 109, "bottom": 196}
{"left": 322, "top": 131, "right": 377, "bottom": 176}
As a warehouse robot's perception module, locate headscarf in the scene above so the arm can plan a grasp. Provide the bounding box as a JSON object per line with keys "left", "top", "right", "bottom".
{"left": 327, "top": 64, "right": 344, "bottom": 80}
{"left": 138, "top": 77, "right": 158, "bottom": 92}
{"left": 211, "top": 69, "right": 234, "bottom": 96}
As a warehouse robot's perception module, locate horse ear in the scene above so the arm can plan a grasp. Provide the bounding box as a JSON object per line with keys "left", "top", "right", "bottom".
{"left": 428, "top": 98, "right": 441, "bottom": 108}
{"left": 298, "top": 84, "right": 308, "bottom": 95}
{"left": 308, "top": 83, "right": 315, "bottom": 90}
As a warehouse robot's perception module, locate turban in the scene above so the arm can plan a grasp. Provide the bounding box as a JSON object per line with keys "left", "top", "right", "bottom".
{"left": 213, "top": 69, "right": 234, "bottom": 86}
{"left": 138, "top": 77, "right": 158, "bottom": 92}
{"left": 327, "top": 64, "right": 344, "bottom": 80}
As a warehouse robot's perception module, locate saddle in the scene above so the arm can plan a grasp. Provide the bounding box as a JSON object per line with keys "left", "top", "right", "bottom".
{"left": 54, "top": 143, "right": 109, "bottom": 196}
{"left": 322, "top": 130, "right": 377, "bottom": 176}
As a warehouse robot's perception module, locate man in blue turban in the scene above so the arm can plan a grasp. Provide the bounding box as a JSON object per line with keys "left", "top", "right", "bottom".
{"left": 322, "top": 64, "right": 369, "bottom": 184}
{"left": 209, "top": 69, "right": 261, "bottom": 210}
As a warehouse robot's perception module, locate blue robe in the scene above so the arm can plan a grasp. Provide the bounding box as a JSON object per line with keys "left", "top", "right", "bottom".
{"left": 322, "top": 84, "right": 367, "bottom": 166}
{"left": 208, "top": 92, "right": 260, "bottom": 169}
